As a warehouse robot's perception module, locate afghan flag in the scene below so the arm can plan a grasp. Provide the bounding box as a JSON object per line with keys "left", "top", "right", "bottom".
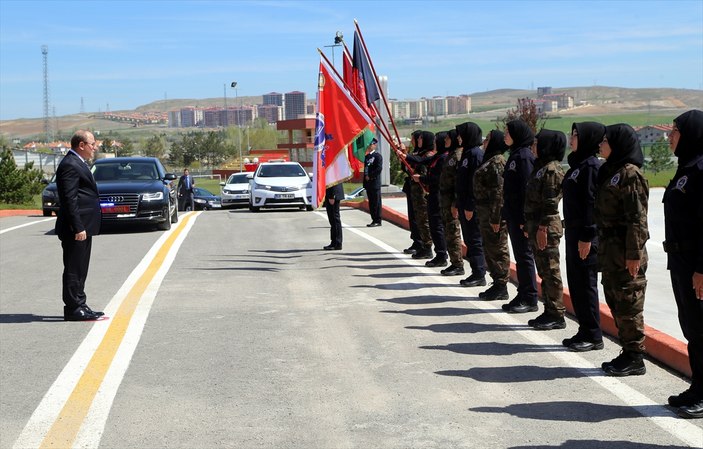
{"left": 312, "top": 58, "right": 372, "bottom": 207}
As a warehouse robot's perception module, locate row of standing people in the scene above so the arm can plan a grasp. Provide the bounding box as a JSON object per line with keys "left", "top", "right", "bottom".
{"left": 397, "top": 110, "right": 702, "bottom": 419}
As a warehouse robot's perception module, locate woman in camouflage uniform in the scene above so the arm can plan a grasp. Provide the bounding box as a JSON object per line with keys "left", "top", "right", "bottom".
{"left": 595, "top": 124, "right": 649, "bottom": 377}
{"left": 439, "top": 129, "right": 465, "bottom": 276}
{"left": 473, "top": 130, "right": 511, "bottom": 301}
{"left": 524, "top": 129, "right": 566, "bottom": 330}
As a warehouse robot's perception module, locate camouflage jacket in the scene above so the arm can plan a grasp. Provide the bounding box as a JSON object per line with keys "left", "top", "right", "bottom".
{"left": 595, "top": 163, "right": 649, "bottom": 268}
{"left": 439, "top": 148, "right": 462, "bottom": 203}
{"left": 473, "top": 154, "right": 506, "bottom": 224}
{"left": 524, "top": 160, "right": 564, "bottom": 236}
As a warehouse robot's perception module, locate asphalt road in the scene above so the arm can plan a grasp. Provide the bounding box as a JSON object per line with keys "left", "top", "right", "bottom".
{"left": 0, "top": 208, "right": 701, "bottom": 449}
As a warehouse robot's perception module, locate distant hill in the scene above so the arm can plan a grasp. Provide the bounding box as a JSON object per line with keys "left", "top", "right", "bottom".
{"left": 2, "top": 87, "right": 701, "bottom": 140}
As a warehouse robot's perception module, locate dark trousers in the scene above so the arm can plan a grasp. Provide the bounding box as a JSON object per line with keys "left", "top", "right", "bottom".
{"left": 366, "top": 185, "right": 382, "bottom": 223}
{"left": 459, "top": 211, "right": 486, "bottom": 276}
{"left": 179, "top": 193, "right": 194, "bottom": 211}
{"left": 405, "top": 182, "right": 420, "bottom": 244}
{"left": 507, "top": 220, "right": 537, "bottom": 303}
{"left": 326, "top": 201, "right": 342, "bottom": 247}
{"left": 565, "top": 231, "right": 602, "bottom": 342}
{"left": 61, "top": 237, "right": 92, "bottom": 311}
{"left": 427, "top": 191, "right": 447, "bottom": 256}
{"left": 671, "top": 268, "right": 703, "bottom": 393}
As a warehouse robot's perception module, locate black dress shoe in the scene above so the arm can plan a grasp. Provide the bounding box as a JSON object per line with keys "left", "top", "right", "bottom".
{"left": 84, "top": 305, "right": 104, "bottom": 317}
{"left": 412, "top": 247, "right": 433, "bottom": 259}
{"left": 562, "top": 334, "right": 584, "bottom": 347}
{"left": 677, "top": 399, "right": 703, "bottom": 419}
{"left": 64, "top": 306, "right": 101, "bottom": 322}
{"left": 403, "top": 246, "right": 417, "bottom": 255}
{"left": 366, "top": 222, "right": 381, "bottom": 227}
{"left": 323, "top": 244, "right": 342, "bottom": 250}
{"left": 568, "top": 340, "right": 604, "bottom": 352}
{"left": 528, "top": 313, "right": 566, "bottom": 330}
{"left": 509, "top": 302, "right": 539, "bottom": 314}
{"left": 501, "top": 296, "right": 522, "bottom": 311}
{"left": 440, "top": 265, "right": 465, "bottom": 276}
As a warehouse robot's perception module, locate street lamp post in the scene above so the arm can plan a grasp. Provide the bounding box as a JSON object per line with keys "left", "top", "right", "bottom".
{"left": 230, "top": 81, "right": 241, "bottom": 171}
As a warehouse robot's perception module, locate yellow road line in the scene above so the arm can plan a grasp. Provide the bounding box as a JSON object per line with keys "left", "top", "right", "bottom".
{"left": 40, "top": 213, "right": 195, "bottom": 448}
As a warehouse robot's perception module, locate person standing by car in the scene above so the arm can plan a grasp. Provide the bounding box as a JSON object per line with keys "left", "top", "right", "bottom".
{"left": 178, "top": 168, "right": 195, "bottom": 211}
{"left": 323, "top": 183, "right": 344, "bottom": 250}
{"left": 663, "top": 109, "right": 703, "bottom": 418}
{"left": 595, "top": 123, "right": 649, "bottom": 377}
{"left": 364, "top": 138, "right": 383, "bottom": 227}
{"left": 55, "top": 130, "right": 104, "bottom": 321}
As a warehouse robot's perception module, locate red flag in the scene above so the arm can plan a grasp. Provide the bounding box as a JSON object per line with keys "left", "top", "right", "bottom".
{"left": 313, "top": 58, "right": 372, "bottom": 206}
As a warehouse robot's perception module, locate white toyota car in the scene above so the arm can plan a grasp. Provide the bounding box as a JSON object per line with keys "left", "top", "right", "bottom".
{"left": 249, "top": 162, "right": 313, "bottom": 212}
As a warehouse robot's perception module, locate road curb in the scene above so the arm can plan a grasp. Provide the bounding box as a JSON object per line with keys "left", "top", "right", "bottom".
{"left": 345, "top": 199, "right": 691, "bottom": 378}
{"left": 0, "top": 209, "right": 43, "bottom": 218}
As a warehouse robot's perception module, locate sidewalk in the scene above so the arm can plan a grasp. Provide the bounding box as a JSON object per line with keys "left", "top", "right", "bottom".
{"left": 346, "top": 193, "right": 691, "bottom": 379}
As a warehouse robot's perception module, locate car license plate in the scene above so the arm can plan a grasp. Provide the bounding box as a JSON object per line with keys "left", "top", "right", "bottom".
{"left": 233, "top": 194, "right": 248, "bottom": 199}
{"left": 275, "top": 194, "right": 294, "bottom": 199}
{"left": 101, "top": 205, "right": 130, "bottom": 213}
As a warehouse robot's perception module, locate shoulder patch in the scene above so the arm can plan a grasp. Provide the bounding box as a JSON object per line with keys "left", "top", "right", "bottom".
{"left": 675, "top": 175, "right": 688, "bottom": 192}
{"left": 536, "top": 167, "right": 546, "bottom": 178}
{"left": 448, "top": 159, "right": 456, "bottom": 166}
{"left": 609, "top": 173, "right": 620, "bottom": 186}
{"left": 461, "top": 159, "right": 468, "bottom": 168}
{"left": 569, "top": 168, "right": 580, "bottom": 181}
{"left": 508, "top": 160, "right": 516, "bottom": 171}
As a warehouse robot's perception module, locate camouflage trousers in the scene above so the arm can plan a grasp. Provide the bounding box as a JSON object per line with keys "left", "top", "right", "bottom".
{"left": 440, "top": 196, "right": 463, "bottom": 266}
{"left": 476, "top": 205, "right": 510, "bottom": 284}
{"left": 529, "top": 237, "right": 564, "bottom": 318}
{"left": 602, "top": 266, "right": 647, "bottom": 353}
{"left": 410, "top": 182, "right": 432, "bottom": 247}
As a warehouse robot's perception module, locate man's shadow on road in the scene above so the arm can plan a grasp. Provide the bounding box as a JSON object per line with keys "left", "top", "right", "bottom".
{"left": 0, "top": 314, "right": 64, "bottom": 324}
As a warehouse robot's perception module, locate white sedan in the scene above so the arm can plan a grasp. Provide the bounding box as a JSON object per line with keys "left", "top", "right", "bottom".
{"left": 249, "top": 162, "right": 313, "bottom": 212}
{"left": 220, "top": 172, "right": 253, "bottom": 208}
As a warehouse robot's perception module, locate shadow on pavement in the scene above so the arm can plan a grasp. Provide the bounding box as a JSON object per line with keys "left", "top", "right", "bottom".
{"left": 421, "top": 342, "right": 563, "bottom": 356}
{"left": 358, "top": 272, "right": 436, "bottom": 279}
{"left": 508, "top": 440, "right": 688, "bottom": 449}
{"left": 407, "top": 321, "right": 526, "bottom": 334}
{"left": 378, "top": 294, "right": 472, "bottom": 305}
{"left": 0, "top": 314, "right": 64, "bottom": 324}
{"left": 436, "top": 365, "right": 602, "bottom": 382}
{"left": 380, "top": 307, "right": 494, "bottom": 317}
{"left": 471, "top": 400, "right": 672, "bottom": 422}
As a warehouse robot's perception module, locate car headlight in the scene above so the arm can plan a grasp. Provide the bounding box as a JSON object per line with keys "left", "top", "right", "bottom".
{"left": 141, "top": 192, "right": 164, "bottom": 201}
{"left": 194, "top": 198, "right": 206, "bottom": 204}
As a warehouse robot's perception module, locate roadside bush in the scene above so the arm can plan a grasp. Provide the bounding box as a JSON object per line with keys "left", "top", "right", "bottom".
{"left": 0, "top": 147, "right": 45, "bottom": 204}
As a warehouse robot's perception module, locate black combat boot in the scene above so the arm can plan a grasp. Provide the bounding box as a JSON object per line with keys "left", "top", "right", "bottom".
{"left": 411, "top": 245, "right": 433, "bottom": 259}
{"left": 403, "top": 242, "right": 421, "bottom": 255}
{"left": 425, "top": 255, "right": 448, "bottom": 268}
{"left": 478, "top": 282, "right": 508, "bottom": 300}
{"left": 441, "top": 265, "right": 464, "bottom": 276}
{"left": 460, "top": 273, "right": 487, "bottom": 287}
{"left": 528, "top": 312, "right": 566, "bottom": 330}
{"left": 602, "top": 350, "right": 646, "bottom": 376}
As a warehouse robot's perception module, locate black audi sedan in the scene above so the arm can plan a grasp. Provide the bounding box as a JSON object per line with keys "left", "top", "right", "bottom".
{"left": 92, "top": 157, "right": 178, "bottom": 230}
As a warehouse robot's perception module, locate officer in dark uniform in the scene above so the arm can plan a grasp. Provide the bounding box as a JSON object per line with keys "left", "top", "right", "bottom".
{"left": 402, "top": 131, "right": 423, "bottom": 254}
{"left": 562, "top": 122, "right": 606, "bottom": 351}
{"left": 595, "top": 123, "right": 649, "bottom": 377}
{"left": 455, "top": 122, "right": 487, "bottom": 287}
{"left": 664, "top": 109, "right": 703, "bottom": 418}
{"left": 501, "top": 120, "right": 539, "bottom": 313}
{"left": 413, "top": 132, "right": 449, "bottom": 267}
{"left": 363, "top": 138, "right": 383, "bottom": 227}
{"left": 323, "top": 183, "right": 344, "bottom": 250}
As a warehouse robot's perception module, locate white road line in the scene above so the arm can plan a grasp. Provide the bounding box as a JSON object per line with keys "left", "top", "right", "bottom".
{"left": 339, "top": 217, "right": 703, "bottom": 447}
{"left": 12, "top": 212, "right": 200, "bottom": 449}
{"left": 0, "top": 217, "right": 54, "bottom": 235}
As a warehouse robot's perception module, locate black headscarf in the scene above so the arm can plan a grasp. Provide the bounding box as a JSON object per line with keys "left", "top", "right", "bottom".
{"left": 435, "top": 131, "right": 448, "bottom": 153}
{"left": 445, "top": 129, "right": 459, "bottom": 152}
{"left": 410, "top": 129, "right": 423, "bottom": 153}
{"left": 598, "top": 123, "right": 644, "bottom": 185}
{"left": 535, "top": 129, "right": 566, "bottom": 165}
{"left": 568, "top": 121, "right": 606, "bottom": 167}
{"left": 455, "top": 122, "right": 482, "bottom": 149}
{"left": 672, "top": 109, "right": 703, "bottom": 165}
{"left": 484, "top": 129, "right": 509, "bottom": 160}
{"left": 506, "top": 120, "right": 535, "bottom": 150}
{"left": 418, "top": 130, "right": 435, "bottom": 154}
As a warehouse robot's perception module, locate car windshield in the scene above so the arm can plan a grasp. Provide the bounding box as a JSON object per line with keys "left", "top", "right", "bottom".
{"left": 194, "top": 187, "right": 213, "bottom": 196}
{"left": 227, "top": 174, "right": 250, "bottom": 184}
{"left": 93, "top": 162, "right": 159, "bottom": 181}
{"left": 258, "top": 164, "right": 307, "bottom": 178}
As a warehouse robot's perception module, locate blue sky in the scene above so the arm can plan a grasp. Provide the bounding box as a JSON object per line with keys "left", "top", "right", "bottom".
{"left": 1, "top": 0, "right": 701, "bottom": 120}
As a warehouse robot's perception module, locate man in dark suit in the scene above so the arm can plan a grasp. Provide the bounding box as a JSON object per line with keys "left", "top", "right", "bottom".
{"left": 363, "top": 138, "right": 383, "bottom": 227}
{"left": 178, "top": 168, "right": 195, "bottom": 211}
{"left": 323, "top": 183, "right": 344, "bottom": 250}
{"left": 55, "top": 130, "right": 104, "bottom": 321}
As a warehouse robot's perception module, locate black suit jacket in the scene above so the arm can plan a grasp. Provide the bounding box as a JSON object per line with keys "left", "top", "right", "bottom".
{"left": 324, "top": 183, "right": 345, "bottom": 206}
{"left": 178, "top": 175, "right": 194, "bottom": 195}
{"left": 55, "top": 151, "right": 101, "bottom": 240}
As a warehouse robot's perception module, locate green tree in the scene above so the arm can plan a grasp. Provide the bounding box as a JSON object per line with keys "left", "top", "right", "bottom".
{"left": 644, "top": 137, "right": 674, "bottom": 174}
{"left": 0, "top": 145, "right": 44, "bottom": 204}
{"left": 119, "top": 137, "right": 136, "bottom": 157}
{"left": 144, "top": 135, "right": 166, "bottom": 159}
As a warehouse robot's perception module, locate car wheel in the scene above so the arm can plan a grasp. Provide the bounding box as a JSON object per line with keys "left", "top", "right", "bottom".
{"left": 305, "top": 205, "right": 314, "bottom": 211}
{"left": 43, "top": 209, "right": 52, "bottom": 217}
{"left": 158, "top": 204, "right": 172, "bottom": 231}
